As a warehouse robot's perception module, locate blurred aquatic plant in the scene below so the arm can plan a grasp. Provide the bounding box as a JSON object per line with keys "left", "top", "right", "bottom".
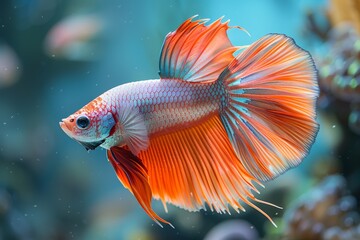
{"left": 44, "top": 14, "right": 104, "bottom": 61}
{"left": 283, "top": 175, "right": 360, "bottom": 240}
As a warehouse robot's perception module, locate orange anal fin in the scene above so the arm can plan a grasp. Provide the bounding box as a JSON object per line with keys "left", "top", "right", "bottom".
{"left": 139, "top": 115, "right": 279, "bottom": 226}
{"left": 107, "top": 146, "right": 173, "bottom": 228}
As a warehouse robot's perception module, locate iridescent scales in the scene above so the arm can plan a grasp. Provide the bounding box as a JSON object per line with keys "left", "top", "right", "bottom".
{"left": 101, "top": 79, "right": 224, "bottom": 136}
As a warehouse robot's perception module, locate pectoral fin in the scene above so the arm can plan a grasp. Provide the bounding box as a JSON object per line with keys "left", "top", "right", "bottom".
{"left": 107, "top": 146, "right": 172, "bottom": 227}
{"left": 117, "top": 105, "right": 149, "bottom": 155}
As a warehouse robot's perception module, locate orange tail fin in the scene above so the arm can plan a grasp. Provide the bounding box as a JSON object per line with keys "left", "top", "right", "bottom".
{"left": 219, "top": 34, "right": 319, "bottom": 181}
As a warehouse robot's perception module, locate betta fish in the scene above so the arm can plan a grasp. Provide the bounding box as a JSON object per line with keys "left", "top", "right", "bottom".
{"left": 60, "top": 17, "right": 318, "bottom": 227}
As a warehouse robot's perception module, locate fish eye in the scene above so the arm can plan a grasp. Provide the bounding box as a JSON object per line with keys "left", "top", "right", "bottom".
{"left": 76, "top": 116, "right": 90, "bottom": 129}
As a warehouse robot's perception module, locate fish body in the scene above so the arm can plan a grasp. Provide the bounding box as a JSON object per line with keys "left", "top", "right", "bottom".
{"left": 98, "top": 79, "right": 222, "bottom": 148}
{"left": 60, "top": 17, "right": 319, "bottom": 227}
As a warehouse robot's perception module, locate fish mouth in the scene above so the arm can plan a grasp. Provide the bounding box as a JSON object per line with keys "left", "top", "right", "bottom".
{"left": 76, "top": 139, "right": 105, "bottom": 151}
{"left": 59, "top": 119, "right": 72, "bottom": 136}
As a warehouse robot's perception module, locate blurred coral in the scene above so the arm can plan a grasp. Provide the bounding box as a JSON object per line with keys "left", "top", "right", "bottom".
{"left": 328, "top": 0, "right": 360, "bottom": 34}
{"left": 349, "top": 104, "right": 360, "bottom": 134}
{"left": 283, "top": 175, "right": 360, "bottom": 240}
{"left": 316, "top": 24, "right": 360, "bottom": 135}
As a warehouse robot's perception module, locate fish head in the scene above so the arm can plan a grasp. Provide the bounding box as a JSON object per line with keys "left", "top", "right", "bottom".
{"left": 59, "top": 96, "right": 116, "bottom": 150}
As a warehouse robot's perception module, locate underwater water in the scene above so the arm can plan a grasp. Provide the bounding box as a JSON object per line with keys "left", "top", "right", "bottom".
{"left": 2, "top": 0, "right": 360, "bottom": 239}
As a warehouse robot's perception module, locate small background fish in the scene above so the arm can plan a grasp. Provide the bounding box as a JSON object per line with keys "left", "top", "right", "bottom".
{"left": 1, "top": 0, "right": 360, "bottom": 240}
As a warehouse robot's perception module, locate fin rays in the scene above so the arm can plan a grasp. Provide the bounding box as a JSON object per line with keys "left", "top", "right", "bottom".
{"left": 220, "top": 34, "right": 319, "bottom": 181}
{"left": 159, "top": 17, "right": 239, "bottom": 83}
{"left": 107, "top": 147, "right": 172, "bottom": 227}
{"left": 138, "top": 115, "right": 277, "bottom": 225}
{"left": 105, "top": 19, "right": 318, "bottom": 229}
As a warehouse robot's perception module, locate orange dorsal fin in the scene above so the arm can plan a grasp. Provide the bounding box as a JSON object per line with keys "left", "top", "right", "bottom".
{"left": 138, "top": 115, "right": 279, "bottom": 227}
{"left": 219, "top": 34, "right": 319, "bottom": 181}
{"left": 158, "top": 16, "right": 240, "bottom": 83}
{"left": 107, "top": 147, "right": 172, "bottom": 227}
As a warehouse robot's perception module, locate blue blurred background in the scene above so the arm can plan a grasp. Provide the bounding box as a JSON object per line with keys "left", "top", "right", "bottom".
{"left": 1, "top": 0, "right": 360, "bottom": 239}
